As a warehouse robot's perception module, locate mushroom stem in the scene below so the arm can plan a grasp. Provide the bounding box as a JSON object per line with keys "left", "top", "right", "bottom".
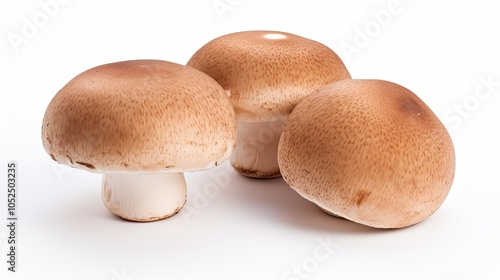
{"left": 102, "top": 173, "right": 187, "bottom": 222}
{"left": 230, "top": 117, "right": 287, "bottom": 178}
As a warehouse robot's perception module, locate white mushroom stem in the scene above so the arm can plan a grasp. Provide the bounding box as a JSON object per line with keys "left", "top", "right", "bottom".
{"left": 102, "top": 173, "right": 187, "bottom": 222}
{"left": 230, "top": 117, "right": 287, "bottom": 178}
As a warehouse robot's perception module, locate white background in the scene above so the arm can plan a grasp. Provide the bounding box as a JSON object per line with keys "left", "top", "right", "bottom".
{"left": 1, "top": 0, "right": 499, "bottom": 279}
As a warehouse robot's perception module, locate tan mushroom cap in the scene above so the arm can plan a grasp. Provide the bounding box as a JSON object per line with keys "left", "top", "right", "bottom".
{"left": 42, "top": 60, "right": 236, "bottom": 174}
{"left": 187, "top": 30, "right": 351, "bottom": 123}
{"left": 278, "top": 79, "right": 455, "bottom": 229}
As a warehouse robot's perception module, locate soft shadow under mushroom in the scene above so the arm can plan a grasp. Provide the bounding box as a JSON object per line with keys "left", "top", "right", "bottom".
{"left": 227, "top": 175, "right": 385, "bottom": 234}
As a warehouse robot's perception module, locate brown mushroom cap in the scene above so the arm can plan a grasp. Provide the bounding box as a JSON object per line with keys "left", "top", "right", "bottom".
{"left": 42, "top": 60, "right": 236, "bottom": 174}
{"left": 277, "top": 79, "right": 455, "bottom": 229}
{"left": 187, "top": 30, "right": 351, "bottom": 123}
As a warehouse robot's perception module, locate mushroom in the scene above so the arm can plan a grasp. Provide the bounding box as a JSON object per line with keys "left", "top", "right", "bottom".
{"left": 187, "top": 30, "right": 351, "bottom": 178}
{"left": 277, "top": 79, "right": 455, "bottom": 229}
{"left": 42, "top": 60, "right": 237, "bottom": 222}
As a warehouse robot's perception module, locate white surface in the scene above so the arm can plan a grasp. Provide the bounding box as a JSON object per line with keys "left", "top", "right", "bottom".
{"left": 1, "top": 0, "right": 499, "bottom": 279}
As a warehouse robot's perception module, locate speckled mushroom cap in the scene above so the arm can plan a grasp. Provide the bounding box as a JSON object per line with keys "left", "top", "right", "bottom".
{"left": 277, "top": 79, "right": 455, "bottom": 229}
{"left": 186, "top": 30, "right": 351, "bottom": 123}
{"left": 42, "top": 60, "right": 237, "bottom": 174}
